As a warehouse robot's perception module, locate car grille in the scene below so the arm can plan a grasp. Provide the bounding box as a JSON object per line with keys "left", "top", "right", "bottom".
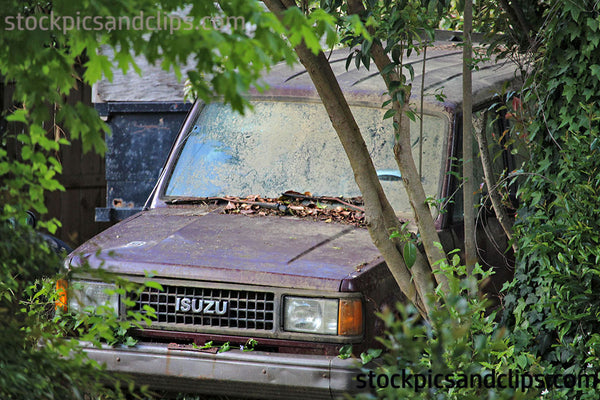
{"left": 130, "top": 285, "right": 275, "bottom": 330}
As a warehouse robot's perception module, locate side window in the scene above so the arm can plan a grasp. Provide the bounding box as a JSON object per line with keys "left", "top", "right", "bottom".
{"left": 450, "top": 109, "right": 508, "bottom": 223}
{"left": 472, "top": 110, "right": 507, "bottom": 204}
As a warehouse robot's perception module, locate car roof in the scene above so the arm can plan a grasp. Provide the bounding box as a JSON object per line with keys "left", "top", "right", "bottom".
{"left": 94, "top": 31, "right": 520, "bottom": 113}
{"left": 249, "top": 34, "right": 521, "bottom": 113}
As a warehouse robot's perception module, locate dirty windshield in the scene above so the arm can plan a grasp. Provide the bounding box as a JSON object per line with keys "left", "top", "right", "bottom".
{"left": 165, "top": 101, "right": 447, "bottom": 214}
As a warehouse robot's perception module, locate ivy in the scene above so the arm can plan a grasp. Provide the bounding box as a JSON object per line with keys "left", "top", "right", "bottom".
{"left": 503, "top": 2, "right": 600, "bottom": 398}
{"left": 354, "top": 258, "right": 539, "bottom": 400}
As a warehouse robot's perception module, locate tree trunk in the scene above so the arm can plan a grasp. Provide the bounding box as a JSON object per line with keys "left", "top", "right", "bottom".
{"left": 463, "top": 0, "right": 477, "bottom": 277}
{"left": 347, "top": 0, "right": 449, "bottom": 293}
{"left": 262, "top": 0, "right": 438, "bottom": 317}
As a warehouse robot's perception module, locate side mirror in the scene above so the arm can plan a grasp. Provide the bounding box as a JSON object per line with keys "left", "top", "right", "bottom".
{"left": 25, "top": 211, "right": 37, "bottom": 228}
{"left": 376, "top": 169, "right": 402, "bottom": 182}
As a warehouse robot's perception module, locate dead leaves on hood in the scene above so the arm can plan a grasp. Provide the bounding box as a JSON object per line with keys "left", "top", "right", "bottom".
{"left": 214, "top": 194, "right": 367, "bottom": 227}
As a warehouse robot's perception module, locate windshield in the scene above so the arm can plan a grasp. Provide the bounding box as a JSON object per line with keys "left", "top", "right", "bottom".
{"left": 164, "top": 101, "right": 447, "bottom": 214}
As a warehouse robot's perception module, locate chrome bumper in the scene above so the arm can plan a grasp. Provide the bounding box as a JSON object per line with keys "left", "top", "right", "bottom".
{"left": 82, "top": 342, "right": 366, "bottom": 399}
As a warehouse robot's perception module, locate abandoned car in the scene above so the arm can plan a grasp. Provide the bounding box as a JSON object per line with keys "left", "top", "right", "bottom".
{"left": 64, "top": 36, "right": 522, "bottom": 399}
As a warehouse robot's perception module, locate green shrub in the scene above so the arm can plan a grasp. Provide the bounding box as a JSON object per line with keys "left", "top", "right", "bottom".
{"left": 0, "top": 222, "right": 146, "bottom": 399}
{"left": 502, "top": 2, "right": 600, "bottom": 399}
{"left": 352, "top": 255, "right": 540, "bottom": 400}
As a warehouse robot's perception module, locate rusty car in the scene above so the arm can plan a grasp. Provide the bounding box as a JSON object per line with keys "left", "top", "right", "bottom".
{"left": 64, "top": 33, "right": 522, "bottom": 399}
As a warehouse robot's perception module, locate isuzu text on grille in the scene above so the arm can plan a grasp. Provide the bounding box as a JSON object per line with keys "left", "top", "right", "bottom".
{"left": 175, "top": 298, "right": 228, "bottom": 315}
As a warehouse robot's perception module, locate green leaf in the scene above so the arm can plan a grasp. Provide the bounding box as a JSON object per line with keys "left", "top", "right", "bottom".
{"left": 144, "top": 281, "right": 164, "bottom": 291}
{"left": 405, "top": 63, "right": 414, "bottom": 81}
{"left": 199, "top": 341, "right": 214, "bottom": 349}
{"left": 345, "top": 53, "right": 354, "bottom": 71}
{"left": 6, "top": 109, "right": 27, "bottom": 123}
{"left": 381, "top": 62, "right": 396, "bottom": 75}
{"left": 83, "top": 54, "right": 114, "bottom": 84}
{"left": 338, "top": 344, "right": 353, "bottom": 359}
{"left": 218, "top": 342, "right": 231, "bottom": 353}
{"left": 383, "top": 108, "right": 396, "bottom": 119}
{"left": 403, "top": 242, "right": 417, "bottom": 269}
{"left": 301, "top": 25, "right": 321, "bottom": 53}
{"left": 243, "top": 338, "right": 258, "bottom": 352}
{"left": 360, "top": 348, "right": 382, "bottom": 364}
{"left": 516, "top": 354, "right": 528, "bottom": 369}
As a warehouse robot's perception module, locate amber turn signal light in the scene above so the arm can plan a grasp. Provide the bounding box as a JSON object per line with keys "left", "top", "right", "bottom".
{"left": 55, "top": 279, "right": 68, "bottom": 312}
{"left": 338, "top": 298, "right": 363, "bottom": 336}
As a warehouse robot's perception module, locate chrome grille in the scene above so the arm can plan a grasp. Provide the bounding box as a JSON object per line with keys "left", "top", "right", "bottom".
{"left": 130, "top": 285, "right": 275, "bottom": 330}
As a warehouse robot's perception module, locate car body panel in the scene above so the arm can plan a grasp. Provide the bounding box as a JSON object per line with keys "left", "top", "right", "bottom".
{"left": 80, "top": 342, "right": 366, "bottom": 399}
{"left": 73, "top": 207, "right": 381, "bottom": 291}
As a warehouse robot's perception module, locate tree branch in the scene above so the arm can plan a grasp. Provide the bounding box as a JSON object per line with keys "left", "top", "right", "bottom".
{"left": 347, "top": 0, "right": 450, "bottom": 294}
{"left": 262, "top": 0, "right": 431, "bottom": 317}
{"left": 474, "top": 119, "right": 517, "bottom": 253}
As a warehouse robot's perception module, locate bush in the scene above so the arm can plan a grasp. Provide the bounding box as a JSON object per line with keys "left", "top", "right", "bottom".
{"left": 0, "top": 222, "right": 143, "bottom": 399}
{"left": 352, "top": 255, "right": 540, "bottom": 400}
{"left": 502, "top": 2, "right": 600, "bottom": 399}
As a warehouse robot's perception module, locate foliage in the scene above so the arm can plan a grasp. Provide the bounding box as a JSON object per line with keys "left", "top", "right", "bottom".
{"left": 335, "top": 0, "right": 452, "bottom": 100}
{"left": 0, "top": 0, "right": 342, "bottom": 397}
{"left": 0, "top": 222, "right": 148, "bottom": 399}
{"left": 502, "top": 1, "right": 600, "bottom": 399}
{"left": 440, "top": 0, "right": 546, "bottom": 52}
{"left": 58, "top": 269, "right": 162, "bottom": 348}
{"left": 353, "top": 256, "right": 540, "bottom": 400}
{"left": 0, "top": 0, "right": 298, "bottom": 230}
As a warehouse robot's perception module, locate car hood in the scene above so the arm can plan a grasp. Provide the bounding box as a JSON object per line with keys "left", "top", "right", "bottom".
{"left": 69, "top": 207, "right": 383, "bottom": 291}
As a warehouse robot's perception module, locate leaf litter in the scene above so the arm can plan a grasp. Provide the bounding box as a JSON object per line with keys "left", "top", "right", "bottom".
{"left": 205, "top": 191, "right": 367, "bottom": 227}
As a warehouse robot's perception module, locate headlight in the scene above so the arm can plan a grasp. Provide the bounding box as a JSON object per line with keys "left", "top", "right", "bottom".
{"left": 67, "top": 280, "right": 120, "bottom": 314}
{"left": 283, "top": 296, "right": 363, "bottom": 336}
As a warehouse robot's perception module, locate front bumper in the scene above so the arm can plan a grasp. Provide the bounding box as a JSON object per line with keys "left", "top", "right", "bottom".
{"left": 83, "top": 342, "right": 367, "bottom": 399}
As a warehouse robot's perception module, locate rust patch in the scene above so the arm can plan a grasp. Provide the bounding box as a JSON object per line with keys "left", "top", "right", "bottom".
{"left": 167, "top": 343, "right": 219, "bottom": 354}
{"left": 112, "top": 198, "right": 135, "bottom": 208}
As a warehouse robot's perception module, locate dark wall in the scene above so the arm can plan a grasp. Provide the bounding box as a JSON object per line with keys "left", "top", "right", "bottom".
{"left": 2, "top": 79, "right": 111, "bottom": 248}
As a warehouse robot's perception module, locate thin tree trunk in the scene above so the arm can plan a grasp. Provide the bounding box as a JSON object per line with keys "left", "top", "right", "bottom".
{"left": 463, "top": 0, "right": 477, "bottom": 276}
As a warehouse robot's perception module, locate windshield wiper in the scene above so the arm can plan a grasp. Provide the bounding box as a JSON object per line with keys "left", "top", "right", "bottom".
{"left": 165, "top": 197, "right": 212, "bottom": 205}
